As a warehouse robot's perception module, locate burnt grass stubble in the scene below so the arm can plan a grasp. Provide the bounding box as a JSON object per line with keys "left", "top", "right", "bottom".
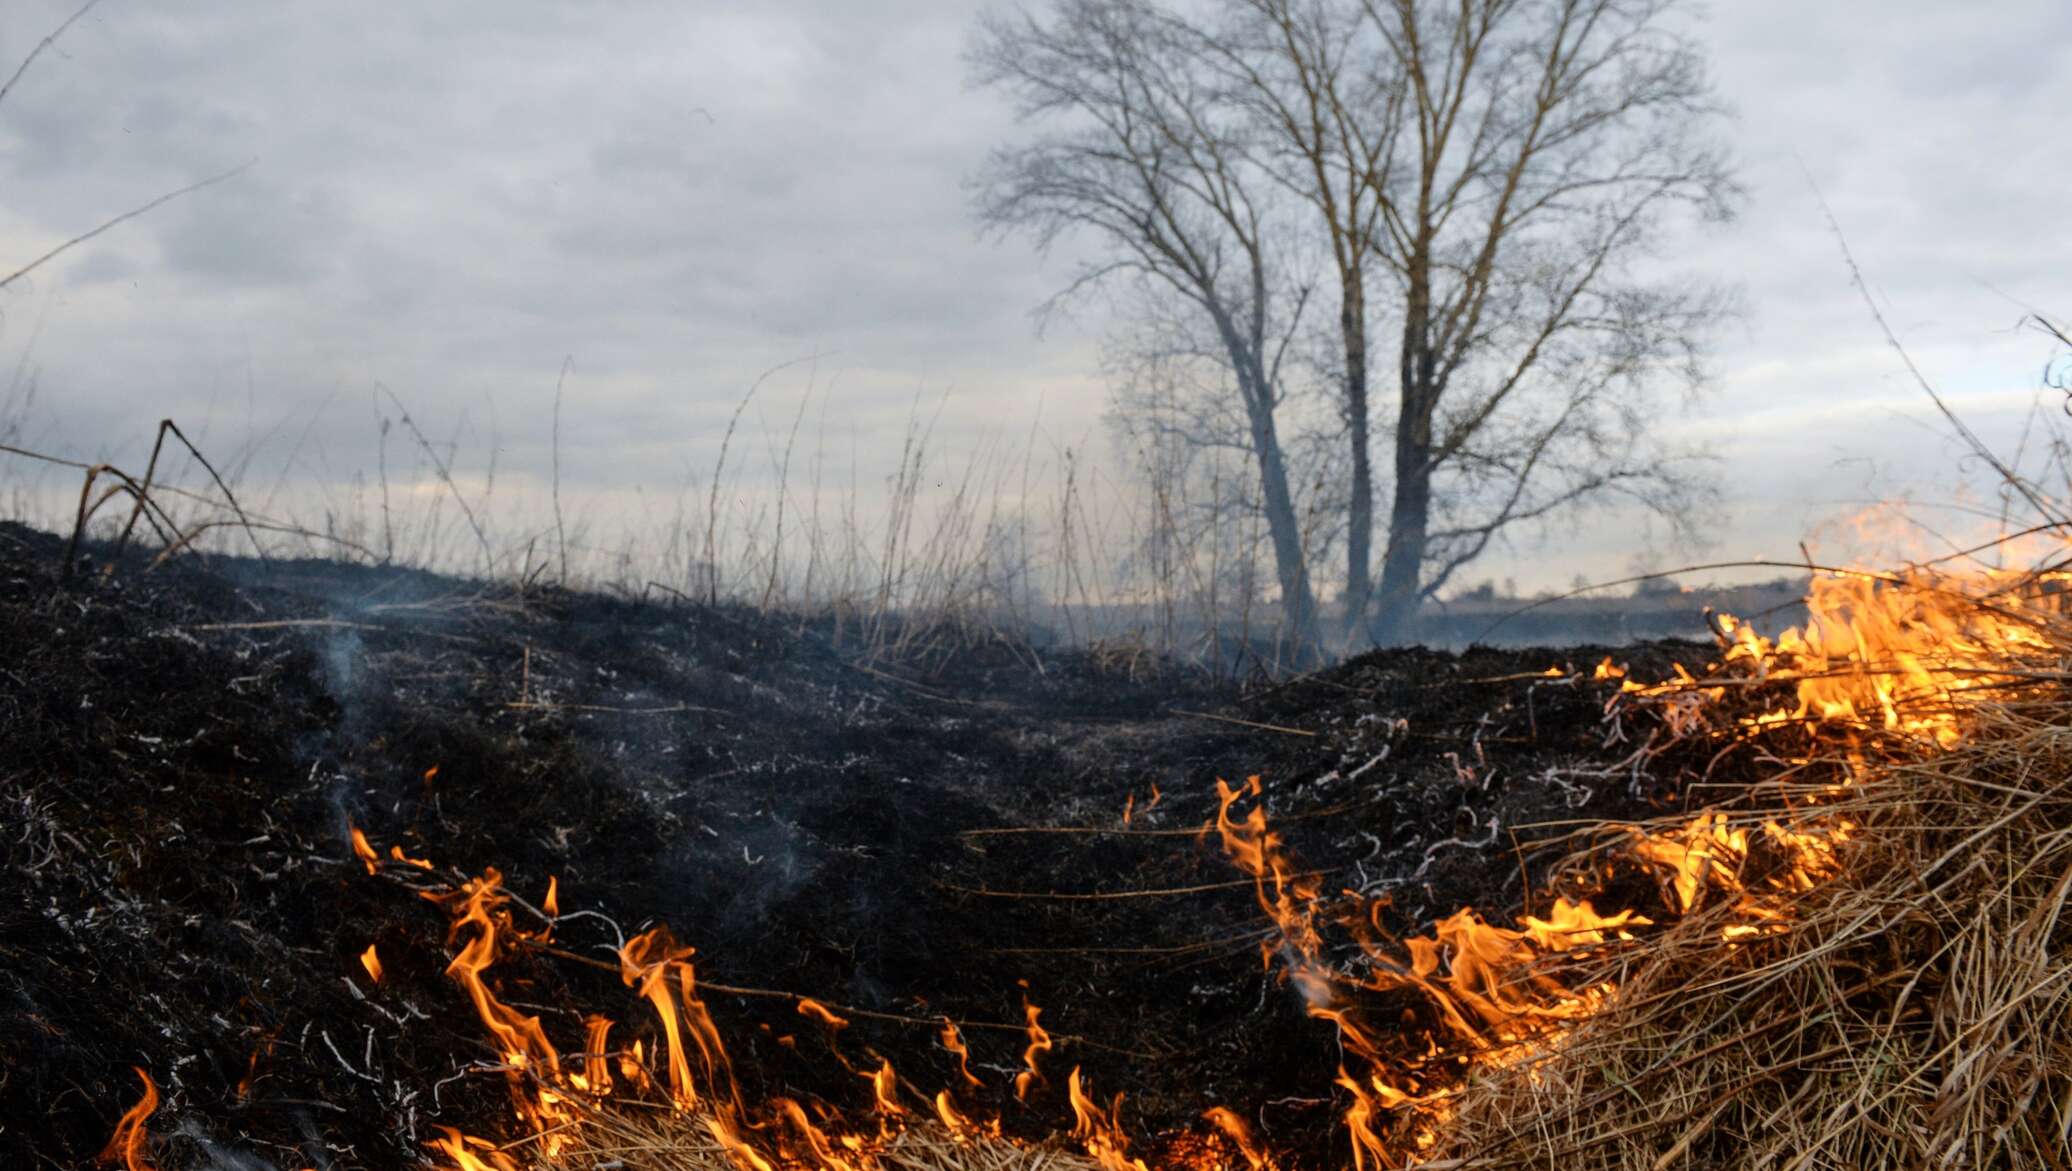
{"left": 0, "top": 520, "right": 1729, "bottom": 1169}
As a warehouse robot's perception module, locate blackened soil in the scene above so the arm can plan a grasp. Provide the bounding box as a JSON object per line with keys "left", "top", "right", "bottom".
{"left": 0, "top": 522, "right": 1713, "bottom": 1169}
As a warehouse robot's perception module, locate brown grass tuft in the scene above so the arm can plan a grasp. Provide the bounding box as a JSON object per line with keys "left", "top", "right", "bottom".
{"left": 1427, "top": 599, "right": 2072, "bottom": 1168}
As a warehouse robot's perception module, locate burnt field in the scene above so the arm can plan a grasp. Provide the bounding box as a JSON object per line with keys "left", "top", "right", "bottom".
{"left": 0, "top": 520, "right": 1714, "bottom": 1170}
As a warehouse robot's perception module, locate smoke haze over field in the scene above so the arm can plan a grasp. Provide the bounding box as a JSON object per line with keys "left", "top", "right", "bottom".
{"left": 1, "top": 0, "right": 2067, "bottom": 590}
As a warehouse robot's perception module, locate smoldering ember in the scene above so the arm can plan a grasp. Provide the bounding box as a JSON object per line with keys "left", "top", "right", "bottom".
{"left": 3, "top": 3, "right": 2070, "bottom": 1170}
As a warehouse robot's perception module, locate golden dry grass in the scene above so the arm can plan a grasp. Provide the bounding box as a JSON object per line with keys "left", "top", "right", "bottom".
{"left": 1423, "top": 610, "right": 2072, "bottom": 1167}
{"left": 515, "top": 574, "right": 2072, "bottom": 1171}
{"left": 529, "top": 1101, "right": 1102, "bottom": 1171}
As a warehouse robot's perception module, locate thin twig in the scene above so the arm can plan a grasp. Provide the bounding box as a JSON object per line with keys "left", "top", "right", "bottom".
{"left": 1, "top": 162, "right": 255, "bottom": 292}
{"left": 516, "top": 941, "right": 1157, "bottom": 1057}
{"left": 938, "top": 871, "right": 1332, "bottom": 901}
{"left": 504, "top": 700, "right": 724, "bottom": 717}
{"left": 1168, "top": 708, "right": 1316, "bottom": 737}
{"left": 0, "top": 0, "right": 102, "bottom": 113}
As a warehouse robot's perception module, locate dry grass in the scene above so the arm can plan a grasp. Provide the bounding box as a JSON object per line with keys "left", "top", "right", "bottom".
{"left": 0, "top": 388, "right": 1330, "bottom": 674}
{"left": 1425, "top": 604, "right": 2072, "bottom": 1167}
{"left": 522, "top": 1103, "right": 1100, "bottom": 1171}
{"left": 426, "top": 569, "right": 2072, "bottom": 1171}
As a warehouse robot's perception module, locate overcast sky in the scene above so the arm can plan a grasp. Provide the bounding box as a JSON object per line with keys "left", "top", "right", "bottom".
{"left": 1, "top": 0, "right": 2067, "bottom": 590}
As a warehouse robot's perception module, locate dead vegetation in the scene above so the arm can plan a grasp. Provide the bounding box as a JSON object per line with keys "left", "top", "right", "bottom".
{"left": 1431, "top": 612, "right": 2072, "bottom": 1168}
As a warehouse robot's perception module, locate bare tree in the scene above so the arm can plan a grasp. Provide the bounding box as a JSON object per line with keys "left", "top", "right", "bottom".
{"left": 1193, "top": 0, "right": 1405, "bottom": 641}
{"left": 1353, "top": 0, "right": 1737, "bottom": 642}
{"left": 968, "top": 0, "right": 1324, "bottom": 650}
{"left": 974, "top": 0, "right": 1732, "bottom": 651}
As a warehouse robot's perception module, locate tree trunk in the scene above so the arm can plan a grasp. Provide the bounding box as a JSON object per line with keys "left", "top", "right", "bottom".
{"left": 1339, "top": 269, "right": 1374, "bottom": 647}
{"left": 1371, "top": 316, "right": 1435, "bottom": 646}
{"left": 1233, "top": 357, "right": 1319, "bottom": 655}
{"left": 1371, "top": 436, "right": 1429, "bottom": 645}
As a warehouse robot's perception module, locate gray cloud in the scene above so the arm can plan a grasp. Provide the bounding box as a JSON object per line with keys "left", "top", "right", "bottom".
{"left": 0, "top": 0, "right": 2066, "bottom": 587}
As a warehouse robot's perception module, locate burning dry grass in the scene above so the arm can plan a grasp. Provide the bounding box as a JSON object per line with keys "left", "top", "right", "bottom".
{"left": 1430, "top": 720, "right": 2072, "bottom": 1166}
{"left": 81, "top": 555, "right": 2065, "bottom": 1169}
{"left": 527, "top": 1106, "right": 1103, "bottom": 1171}
{"left": 395, "top": 567, "right": 2072, "bottom": 1170}
{"left": 1419, "top": 572, "right": 2072, "bottom": 1168}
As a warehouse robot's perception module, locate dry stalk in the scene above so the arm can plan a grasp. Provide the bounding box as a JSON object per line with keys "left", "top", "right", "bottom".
{"left": 1427, "top": 597, "right": 2072, "bottom": 1169}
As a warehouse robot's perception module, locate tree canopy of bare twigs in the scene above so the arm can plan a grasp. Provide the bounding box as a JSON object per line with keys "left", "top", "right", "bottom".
{"left": 1355, "top": 0, "right": 1737, "bottom": 641}
{"left": 972, "top": 0, "right": 1737, "bottom": 650}
{"left": 969, "top": 0, "right": 1326, "bottom": 650}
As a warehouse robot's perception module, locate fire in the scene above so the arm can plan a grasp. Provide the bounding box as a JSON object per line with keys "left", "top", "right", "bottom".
{"left": 425, "top": 868, "right": 571, "bottom": 1145}
{"left": 617, "top": 926, "right": 706, "bottom": 1110}
{"left": 402, "top": 855, "right": 1214, "bottom": 1171}
{"left": 430, "top": 1126, "right": 518, "bottom": 1171}
{"left": 349, "top": 826, "right": 379, "bottom": 875}
{"left": 351, "top": 822, "right": 434, "bottom": 872}
{"left": 798, "top": 998, "right": 849, "bottom": 1031}
{"left": 581, "top": 1015, "right": 614, "bottom": 1096}
{"left": 1011, "top": 996, "right": 1052, "bottom": 1101}
{"left": 938, "top": 1017, "right": 981, "bottom": 1086}
{"left": 352, "top": 561, "right": 2020, "bottom": 1171}
{"left": 1624, "top": 568, "right": 2060, "bottom": 747}
{"left": 934, "top": 1089, "right": 975, "bottom": 1137}
{"left": 1214, "top": 775, "right": 1720, "bottom": 1164}
{"left": 1213, "top": 777, "right": 1327, "bottom": 990}
{"left": 1629, "top": 812, "right": 1746, "bottom": 913}
{"left": 867, "top": 1058, "right": 905, "bottom": 1117}
{"left": 359, "top": 943, "right": 383, "bottom": 984}
{"left": 1201, "top": 564, "right": 2031, "bottom": 1164}
{"left": 1068, "top": 1067, "right": 1149, "bottom": 1171}
{"left": 100, "top": 1068, "right": 158, "bottom": 1171}
{"left": 1201, "top": 1107, "right": 1269, "bottom": 1171}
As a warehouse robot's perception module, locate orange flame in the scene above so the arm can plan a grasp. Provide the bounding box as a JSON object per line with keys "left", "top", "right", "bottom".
{"left": 100, "top": 1068, "right": 158, "bottom": 1171}
{"left": 797, "top": 998, "right": 849, "bottom": 1031}
{"left": 427, "top": 868, "right": 567, "bottom": 1143}
{"left": 349, "top": 826, "right": 379, "bottom": 875}
{"left": 1214, "top": 777, "right": 1329, "bottom": 998}
{"left": 359, "top": 943, "right": 383, "bottom": 984}
{"left": 938, "top": 1017, "right": 981, "bottom": 1087}
{"left": 1067, "top": 1067, "right": 1149, "bottom": 1171}
{"left": 368, "top": 564, "right": 2001, "bottom": 1171}
{"left": 1202, "top": 1106, "right": 1270, "bottom": 1171}
{"left": 1629, "top": 813, "right": 1746, "bottom": 913}
{"left": 1011, "top": 997, "right": 1052, "bottom": 1101}
{"left": 777, "top": 1096, "right": 865, "bottom": 1171}
{"left": 581, "top": 1015, "right": 615, "bottom": 1097}
{"left": 429, "top": 1126, "right": 519, "bottom": 1171}
{"left": 1214, "top": 774, "right": 1662, "bottom": 1164}
{"left": 1518, "top": 897, "right": 1648, "bottom": 952}
{"left": 867, "top": 1057, "right": 905, "bottom": 1117}
{"left": 935, "top": 1089, "right": 975, "bottom": 1138}
{"left": 618, "top": 927, "right": 703, "bottom": 1110}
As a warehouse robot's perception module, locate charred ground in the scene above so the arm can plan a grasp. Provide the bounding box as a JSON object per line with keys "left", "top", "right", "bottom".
{"left": 0, "top": 521, "right": 1716, "bottom": 1169}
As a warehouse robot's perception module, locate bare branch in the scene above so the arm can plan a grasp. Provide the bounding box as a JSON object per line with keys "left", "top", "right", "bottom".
{"left": 0, "top": 0, "right": 101, "bottom": 114}
{"left": 0, "top": 161, "right": 256, "bottom": 293}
